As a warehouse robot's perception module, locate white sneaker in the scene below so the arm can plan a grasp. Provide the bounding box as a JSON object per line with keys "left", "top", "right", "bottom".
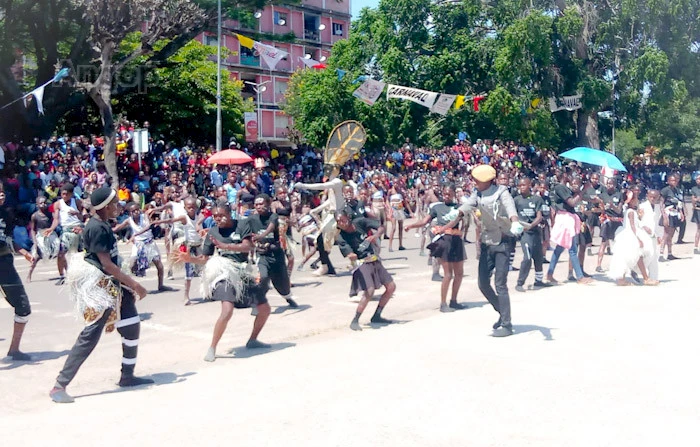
{"left": 312, "top": 265, "right": 329, "bottom": 276}
{"left": 348, "top": 296, "right": 361, "bottom": 303}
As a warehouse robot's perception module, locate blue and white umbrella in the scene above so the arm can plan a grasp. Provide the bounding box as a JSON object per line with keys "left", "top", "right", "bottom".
{"left": 560, "top": 147, "right": 627, "bottom": 172}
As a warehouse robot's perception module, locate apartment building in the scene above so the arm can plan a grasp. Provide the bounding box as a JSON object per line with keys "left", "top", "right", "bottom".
{"left": 197, "top": 1, "right": 351, "bottom": 143}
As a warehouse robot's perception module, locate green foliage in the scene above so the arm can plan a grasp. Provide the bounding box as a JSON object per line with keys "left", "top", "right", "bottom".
{"left": 115, "top": 40, "right": 250, "bottom": 143}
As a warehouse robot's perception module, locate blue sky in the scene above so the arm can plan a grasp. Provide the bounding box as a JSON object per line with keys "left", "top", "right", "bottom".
{"left": 352, "top": 0, "right": 378, "bottom": 18}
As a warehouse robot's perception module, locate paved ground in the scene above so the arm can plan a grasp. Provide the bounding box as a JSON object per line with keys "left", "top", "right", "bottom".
{"left": 1, "top": 222, "right": 698, "bottom": 446}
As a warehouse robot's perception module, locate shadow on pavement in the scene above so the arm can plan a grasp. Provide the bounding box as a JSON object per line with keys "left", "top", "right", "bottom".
{"left": 273, "top": 304, "right": 312, "bottom": 316}
{"left": 292, "top": 281, "right": 323, "bottom": 288}
{"left": 139, "top": 312, "right": 153, "bottom": 321}
{"left": 226, "top": 342, "right": 296, "bottom": 359}
{"left": 0, "top": 349, "right": 71, "bottom": 371}
{"left": 73, "top": 371, "right": 195, "bottom": 400}
{"left": 367, "top": 319, "right": 410, "bottom": 330}
{"left": 512, "top": 325, "right": 555, "bottom": 341}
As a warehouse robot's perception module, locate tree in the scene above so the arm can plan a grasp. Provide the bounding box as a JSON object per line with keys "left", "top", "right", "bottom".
{"left": 114, "top": 40, "right": 251, "bottom": 144}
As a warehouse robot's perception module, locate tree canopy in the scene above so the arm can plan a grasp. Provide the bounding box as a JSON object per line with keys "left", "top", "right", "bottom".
{"left": 284, "top": 0, "right": 700, "bottom": 162}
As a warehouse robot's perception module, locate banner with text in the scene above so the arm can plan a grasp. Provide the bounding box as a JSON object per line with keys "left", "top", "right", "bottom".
{"left": 353, "top": 79, "right": 386, "bottom": 106}
{"left": 549, "top": 94, "right": 583, "bottom": 112}
{"left": 254, "top": 41, "right": 288, "bottom": 71}
{"left": 430, "top": 94, "right": 457, "bottom": 116}
{"left": 386, "top": 84, "right": 439, "bottom": 109}
{"left": 244, "top": 112, "right": 258, "bottom": 142}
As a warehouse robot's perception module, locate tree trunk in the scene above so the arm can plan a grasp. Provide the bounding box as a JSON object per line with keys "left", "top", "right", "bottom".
{"left": 576, "top": 109, "right": 600, "bottom": 149}
{"left": 90, "top": 41, "right": 119, "bottom": 187}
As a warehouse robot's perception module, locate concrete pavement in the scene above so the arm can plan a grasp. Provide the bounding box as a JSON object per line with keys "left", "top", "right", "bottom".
{"left": 1, "top": 223, "right": 698, "bottom": 446}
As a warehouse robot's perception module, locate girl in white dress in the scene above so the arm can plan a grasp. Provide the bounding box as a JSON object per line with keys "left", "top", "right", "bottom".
{"left": 608, "top": 187, "right": 659, "bottom": 286}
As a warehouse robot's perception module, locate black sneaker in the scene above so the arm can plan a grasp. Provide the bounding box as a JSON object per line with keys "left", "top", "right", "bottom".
{"left": 246, "top": 339, "right": 271, "bottom": 349}
{"left": 118, "top": 376, "right": 155, "bottom": 387}
{"left": 542, "top": 259, "right": 550, "bottom": 264}
{"left": 286, "top": 297, "right": 299, "bottom": 309}
{"left": 582, "top": 271, "right": 592, "bottom": 278}
{"left": 370, "top": 316, "right": 394, "bottom": 324}
{"left": 515, "top": 285, "right": 526, "bottom": 292}
{"left": 667, "top": 254, "right": 679, "bottom": 261}
{"left": 532, "top": 281, "right": 552, "bottom": 288}
{"left": 8, "top": 351, "right": 31, "bottom": 361}
{"left": 55, "top": 277, "right": 65, "bottom": 286}
{"left": 398, "top": 246, "right": 406, "bottom": 251}
{"left": 493, "top": 319, "right": 502, "bottom": 330}
{"left": 449, "top": 301, "right": 467, "bottom": 310}
{"left": 595, "top": 266, "right": 604, "bottom": 273}
{"left": 157, "top": 285, "right": 177, "bottom": 293}
{"left": 567, "top": 275, "right": 576, "bottom": 282}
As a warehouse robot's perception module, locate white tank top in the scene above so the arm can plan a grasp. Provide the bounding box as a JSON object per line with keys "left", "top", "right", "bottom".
{"left": 59, "top": 198, "right": 82, "bottom": 227}
{"left": 182, "top": 214, "right": 201, "bottom": 244}
{"left": 129, "top": 215, "right": 153, "bottom": 242}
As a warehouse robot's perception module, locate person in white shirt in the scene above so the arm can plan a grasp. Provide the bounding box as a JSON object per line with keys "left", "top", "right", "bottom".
{"left": 638, "top": 190, "right": 663, "bottom": 281}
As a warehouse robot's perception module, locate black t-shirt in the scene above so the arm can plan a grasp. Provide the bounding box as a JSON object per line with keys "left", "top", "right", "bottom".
{"left": 240, "top": 212, "right": 279, "bottom": 243}
{"left": 551, "top": 184, "right": 575, "bottom": 213}
{"left": 338, "top": 217, "right": 381, "bottom": 260}
{"left": 660, "top": 186, "right": 683, "bottom": 208}
{"left": 600, "top": 189, "right": 624, "bottom": 217}
{"left": 691, "top": 186, "right": 700, "bottom": 210}
{"left": 202, "top": 222, "right": 248, "bottom": 263}
{"left": 343, "top": 199, "right": 368, "bottom": 221}
{"left": 539, "top": 192, "right": 551, "bottom": 218}
{"left": 83, "top": 217, "right": 119, "bottom": 274}
{"left": 429, "top": 202, "right": 460, "bottom": 225}
{"left": 514, "top": 194, "right": 543, "bottom": 232}
{"left": 583, "top": 185, "right": 604, "bottom": 211}
{"left": 0, "top": 208, "right": 15, "bottom": 252}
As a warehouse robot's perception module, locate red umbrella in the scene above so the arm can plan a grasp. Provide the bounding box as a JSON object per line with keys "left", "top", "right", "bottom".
{"left": 207, "top": 149, "right": 254, "bottom": 165}
{"left": 312, "top": 63, "right": 327, "bottom": 69}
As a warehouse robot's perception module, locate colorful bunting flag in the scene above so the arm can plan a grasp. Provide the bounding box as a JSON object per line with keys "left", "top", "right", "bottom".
{"left": 454, "top": 95, "right": 466, "bottom": 110}
{"left": 236, "top": 33, "right": 255, "bottom": 49}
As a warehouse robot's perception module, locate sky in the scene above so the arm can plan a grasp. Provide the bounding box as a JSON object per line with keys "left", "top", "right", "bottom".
{"left": 351, "top": 0, "right": 379, "bottom": 18}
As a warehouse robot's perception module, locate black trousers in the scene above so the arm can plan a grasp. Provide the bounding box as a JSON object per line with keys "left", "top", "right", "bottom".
{"left": 56, "top": 289, "right": 140, "bottom": 388}
{"left": 258, "top": 250, "right": 291, "bottom": 297}
{"left": 517, "top": 230, "right": 544, "bottom": 286}
{"left": 0, "top": 253, "right": 31, "bottom": 319}
{"left": 478, "top": 238, "right": 513, "bottom": 329}
{"left": 678, "top": 219, "right": 686, "bottom": 241}
{"left": 315, "top": 234, "right": 336, "bottom": 274}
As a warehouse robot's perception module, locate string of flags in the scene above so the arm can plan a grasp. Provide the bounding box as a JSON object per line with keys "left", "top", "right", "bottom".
{"left": 0, "top": 68, "right": 70, "bottom": 115}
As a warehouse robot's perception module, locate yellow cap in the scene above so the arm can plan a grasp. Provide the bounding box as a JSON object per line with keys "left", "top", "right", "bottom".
{"left": 471, "top": 164, "right": 497, "bottom": 182}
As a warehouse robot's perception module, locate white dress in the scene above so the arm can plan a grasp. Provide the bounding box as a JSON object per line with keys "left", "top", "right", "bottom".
{"left": 608, "top": 208, "right": 649, "bottom": 280}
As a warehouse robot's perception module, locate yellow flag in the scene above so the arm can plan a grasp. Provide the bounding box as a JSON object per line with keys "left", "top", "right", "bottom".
{"left": 236, "top": 33, "right": 254, "bottom": 49}
{"left": 454, "top": 95, "right": 466, "bottom": 110}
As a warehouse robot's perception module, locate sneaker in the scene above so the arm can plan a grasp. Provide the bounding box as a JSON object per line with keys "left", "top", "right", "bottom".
{"left": 157, "top": 285, "right": 177, "bottom": 293}
{"left": 50, "top": 387, "right": 75, "bottom": 404}
{"left": 312, "top": 265, "right": 328, "bottom": 277}
{"left": 350, "top": 320, "right": 362, "bottom": 331}
{"left": 449, "top": 300, "right": 467, "bottom": 310}
{"left": 667, "top": 254, "right": 679, "bottom": 261}
{"left": 414, "top": 231, "right": 421, "bottom": 238}
{"left": 532, "top": 281, "right": 553, "bottom": 288}
{"left": 607, "top": 248, "right": 612, "bottom": 255}
{"left": 492, "top": 326, "right": 514, "bottom": 337}
{"left": 694, "top": 248, "right": 700, "bottom": 255}
{"left": 310, "top": 260, "right": 319, "bottom": 270}
{"left": 419, "top": 249, "right": 426, "bottom": 256}
{"left": 55, "top": 276, "right": 65, "bottom": 286}
{"left": 567, "top": 275, "right": 576, "bottom": 282}
{"left": 246, "top": 339, "right": 271, "bottom": 349}
{"left": 388, "top": 247, "right": 394, "bottom": 252}
{"left": 251, "top": 306, "right": 258, "bottom": 316}
{"left": 348, "top": 296, "right": 361, "bottom": 303}
{"left": 285, "top": 297, "right": 299, "bottom": 309}
{"left": 296, "top": 265, "right": 304, "bottom": 272}
{"left": 203, "top": 347, "right": 216, "bottom": 362}
{"left": 431, "top": 273, "right": 443, "bottom": 282}
{"left": 383, "top": 235, "right": 390, "bottom": 240}
{"left": 398, "top": 246, "right": 406, "bottom": 251}
{"left": 509, "top": 266, "right": 519, "bottom": 272}
{"left": 427, "top": 257, "right": 432, "bottom": 266}
{"left": 542, "top": 258, "right": 550, "bottom": 264}
{"left": 659, "top": 256, "right": 667, "bottom": 262}
{"left": 582, "top": 271, "right": 592, "bottom": 278}
{"left": 493, "top": 319, "right": 502, "bottom": 330}
{"left": 515, "top": 285, "right": 526, "bottom": 292}
{"left": 370, "top": 315, "right": 394, "bottom": 324}
{"left": 587, "top": 248, "right": 593, "bottom": 257}
{"left": 595, "top": 266, "right": 604, "bottom": 273}
{"left": 8, "top": 351, "right": 31, "bottom": 361}
{"left": 439, "top": 303, "right": 455, "bottom": 313}
{"left": 118, "top": 375, "right": 155, "bottom": 387}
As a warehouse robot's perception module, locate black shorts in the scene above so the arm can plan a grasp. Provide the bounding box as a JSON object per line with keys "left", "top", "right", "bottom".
{"left": 210, "top": 279, "right": 268, "bottom": 308}
{"left": 601, "top": 220, "right": 622, "bottom": 242}
{"left": 0, "top": 254, "right": 31, "bottom": 318}
{"left": 660, "top": 215, "right": 682, "bottom": 228}
{"left": 578, "top": 226, "right": 593, "bottom": 246}
{"left": 692, "top": 209, "right": 700, "bottom": 224}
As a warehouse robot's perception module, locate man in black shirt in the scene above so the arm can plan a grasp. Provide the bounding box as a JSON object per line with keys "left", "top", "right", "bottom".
{"left": 513, "top": 178, "right": 550, "bottom": 291}
{"left": 50, "top": 187, "right": 150, "bottom": 404}
{"left": 582, "top": 173, "right": 604, "bottom": 238}
{"left": 239, "top": 194, "right": 298, "bottom": 309}
{"left": 0, "top": 185, "right": 35, "bottom": 361}
{"left": 691, "top": 175, "right": 700, "bottom": 254}
{"left": 336, "top": 212, "right": 395, "bottom": 331}
{"left": 659, "top": 174, "right": 685, "bottom": 261}
{"left": 596, "top": 178, "right": 624, "bottom": 272}
{"left": 179, "top": 204, "right": 272, "bottom": 362}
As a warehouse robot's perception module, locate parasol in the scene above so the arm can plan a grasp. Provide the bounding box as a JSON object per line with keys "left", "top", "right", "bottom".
{"left": 207, "top": 149, "right": 254, "bottom": 165}
{"left": 559, "top": 147, "right": 627, "bottom": 172}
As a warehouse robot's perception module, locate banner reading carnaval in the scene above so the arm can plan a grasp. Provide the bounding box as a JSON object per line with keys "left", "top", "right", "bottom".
{"left": 386, "top": 84, "right": 439, "bottom": 109}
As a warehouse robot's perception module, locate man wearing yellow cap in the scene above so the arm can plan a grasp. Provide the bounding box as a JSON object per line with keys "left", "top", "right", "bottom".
{"left": 436, "top": 164, "right": 523, "bottom": 337}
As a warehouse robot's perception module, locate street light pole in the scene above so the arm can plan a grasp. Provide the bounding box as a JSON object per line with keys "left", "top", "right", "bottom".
{"left": 215, "top": 0, "right": 222, "bottom": 152}
{"left": 245, "top": 80, "right": 270, "bottom": 142}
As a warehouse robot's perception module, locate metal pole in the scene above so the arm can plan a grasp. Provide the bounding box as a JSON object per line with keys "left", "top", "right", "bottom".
{"left": 257, "top": 87, "right": 262, "bottom": 141}
{"left": 612, "top": 77, "right": 616, "bottom": 156}
{"left": 215, "top": 0, "right": 222, "bottom": 152}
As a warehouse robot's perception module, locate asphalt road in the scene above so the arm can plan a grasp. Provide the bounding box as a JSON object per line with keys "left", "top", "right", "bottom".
{"left": 1, "top": 222, "right": 698, "bottom": 446}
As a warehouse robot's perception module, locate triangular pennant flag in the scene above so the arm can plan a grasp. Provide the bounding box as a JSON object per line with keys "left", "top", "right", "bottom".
{"left": 473, "top": 95, "right": 486, "bottom": 112}
{"left": 352, "top": 75, "right": 368, "bottom": 84}
{"left": 454, "top": 95, "right": 466, "bottom": 110}
{"left": 236, "top": 33, "right": 255, "bottom": 49}
{"left": 300, "top": 57, "right": 321, "bottom": 68}
{"left": 336, "top": 69, "right": 347, "bottom": 81}
{"left": 52, "top": 68, "right": 70, "bottom": 83}
{"left": 254, "top": 41, "right": 288, "bottom": 70}
{"left": 31, "top": 85, "right": 45, "bottom": 115}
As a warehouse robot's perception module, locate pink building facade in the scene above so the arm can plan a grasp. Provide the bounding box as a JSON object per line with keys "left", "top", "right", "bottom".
{"left": 197, "top": 0, "right": 351, "bottom": 143}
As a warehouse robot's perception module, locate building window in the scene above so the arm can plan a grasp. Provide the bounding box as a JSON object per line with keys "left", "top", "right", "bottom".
{"left": 204, "top": 34, "right": 218, "bottom": 46}
{"left": 274, "top": 11, "right": 287, "bottom": 26}
{"left": 275, "top": 114, "right": 289, "bottom": 129}
{"left": 240, "top": 46, "right": 259, "bottom": 67}
{"left": 332, "top": 23, "right": 344, "bottom": 36}
{"left": 304, "top": 14, "right": 320, "bottom": 41}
